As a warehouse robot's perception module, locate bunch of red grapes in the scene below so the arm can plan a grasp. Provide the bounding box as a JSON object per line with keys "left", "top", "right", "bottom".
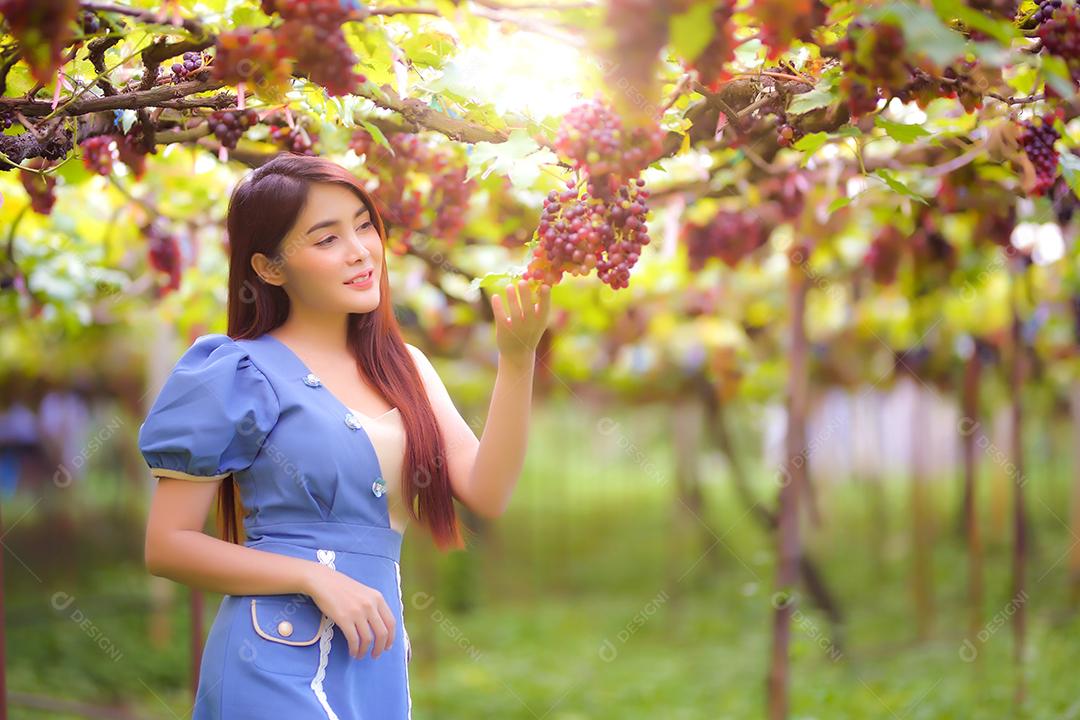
{"left": 523, "top": 99, "right": 662, "bottom": 289}
{"left": 897, "top": 61, "right": 985, "bottom": 114}
{"left": 747, "top": 0, "right": 829, "bottom": 62}
{"left": 19, "top": 160, "right": 58, "bottom": 215}
{"left": 864, "top": 226, "right": 904, "bottom": 285}
{"left": 525, "top": 178, "right": 651, "bottom": 289}
{"left": 838, "top": 20, "right": 907, "bottom": 117}
{"left": 1037, "top": 0, "right": 1080, "bottom": 83}
{"left": 79, "top": 135, "right": 118, "bottom": 175}
{"left": 1018, "top": 111, "right": 1062, "bottom": 196}
{"left": 143, "top": 222, "right": 183, "bottom": 296}
{"left": 0, "top": 0, "right": 78, "bottom": 84}
{"left": 682, "top": 210, "right": 767, "bottom": 271}
{"left": 212, "top": 27, "right": 293, "bottom": 94}
{"left": 171, "top": 51, "right": 211, "bottom": 83}
{"left": 348, "top": 130, "right": 474, "bottom": 248}
{"left": 112, "top": 123, "right": 150, "bottom": 180}
{"left": 552, "top": 99, "right": 663, "bottom": 200}
{"left": 269, "top": 123, "right": 316, "bottom": 155}
{"left": 208, "top": 109, "right": 259, "bottom": 150}
{"left": 211, "top": 1, "right": 368, "bottom": 98}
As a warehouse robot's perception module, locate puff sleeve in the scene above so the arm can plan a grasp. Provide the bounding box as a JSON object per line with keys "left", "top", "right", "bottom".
{"left": 138, "top": 334, "right": 280, "bottom": 482}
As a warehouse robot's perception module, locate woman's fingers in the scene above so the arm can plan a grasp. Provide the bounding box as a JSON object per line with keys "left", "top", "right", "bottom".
{"left": 506, "top": 282, "right": 523, "bottom": 322}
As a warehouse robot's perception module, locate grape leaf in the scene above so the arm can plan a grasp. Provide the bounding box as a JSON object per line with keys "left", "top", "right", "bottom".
{"left": 875, "top": 116, "right": 931, "bottom": 143}
{"left": 466, "top": 129, "right": 556, "bottom": 190}
{"left": 670, "top": 2, "right": 717, "bottom": 62}
{"left": 1060, "top": 152, "right": 1080, "bottom": 200}
{"left": 787, "top": 72, "right": 840, "bottom": 116}
{"left": 873, "top": 168, "right": 929, "bottom": 204}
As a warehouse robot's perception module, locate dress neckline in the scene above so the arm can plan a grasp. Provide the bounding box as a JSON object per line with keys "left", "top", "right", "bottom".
{"left": 258, "top": 333, "right": 398, "bottom": 421}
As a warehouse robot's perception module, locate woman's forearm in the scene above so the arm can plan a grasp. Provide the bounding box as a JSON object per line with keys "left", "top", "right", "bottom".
{"left": 146, "top": 529, "right": 322, "bottom": 597}
{"left": 466, "top": 352, "right": 535, "bottom": 518}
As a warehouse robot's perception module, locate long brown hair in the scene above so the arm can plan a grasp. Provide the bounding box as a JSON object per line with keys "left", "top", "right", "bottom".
{"left": 219, "top": 152, "right": 465, "bottom": 552}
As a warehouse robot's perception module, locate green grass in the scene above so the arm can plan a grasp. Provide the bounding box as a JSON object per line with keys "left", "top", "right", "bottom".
{"left": 6, "top": 399, "right": 1080, "bottom": 718}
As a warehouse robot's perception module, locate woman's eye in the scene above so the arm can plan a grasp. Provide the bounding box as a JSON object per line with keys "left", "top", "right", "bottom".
{"left": 317, "top": 236, "right": 336, "bottom": 246}
{"left": 358, "top": 221, "right": 372, "bottom": 230}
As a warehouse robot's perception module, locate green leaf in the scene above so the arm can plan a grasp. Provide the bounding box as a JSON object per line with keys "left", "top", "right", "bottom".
{"left": 793, "top": 132, "right": 828, "bottom": 166}
{"left": 875, "top": 116, "right": 931, "bottom": 143}
{"left": 1041, "top": 55, "right": 1077, "bottom": 99}
{"left": 467, "top": 129, "right": 556, "bottom": 190}
{"left": 787, "top": 73, "right": 839, "bottom": 116}
{"left": 827, "top": 196, "right": 853, "bottom": 214}
{"left": 1060, "top": 152, "right": 1080, "bottom": 200}
{"left": 470, "top": 270, "right": 524, "bottom": 294}
{"left": 669, "top": 2, "right": 716, "bottom": 61}
{"left": 930, "top": 0, "right": 1020, "bottom": 44}
{"left": 873, "top": 168, "right": 929, "bottom": 204}
{"left": 359, "top": 120, "right": 393, "bottom": 154}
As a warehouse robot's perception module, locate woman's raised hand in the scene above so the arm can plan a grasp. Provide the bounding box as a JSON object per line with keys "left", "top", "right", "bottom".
{"left": 491, "top": 280, "right": 552, "bottom": 367}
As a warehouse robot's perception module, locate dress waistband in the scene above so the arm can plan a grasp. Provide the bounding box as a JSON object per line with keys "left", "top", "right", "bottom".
{"left": 244, "top": 521, "right": 403, "bottom": 562}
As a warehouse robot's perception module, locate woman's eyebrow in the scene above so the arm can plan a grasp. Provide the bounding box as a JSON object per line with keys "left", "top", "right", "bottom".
{"left": 305, "top": 207, "right": 370, "bottom": 236}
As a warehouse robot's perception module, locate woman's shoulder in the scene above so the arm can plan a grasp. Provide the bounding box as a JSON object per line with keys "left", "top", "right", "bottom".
{"left": 138, "top": 332, "right": 281, "bottom": 481}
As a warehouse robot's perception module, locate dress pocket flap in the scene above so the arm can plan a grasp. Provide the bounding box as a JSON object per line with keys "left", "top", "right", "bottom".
{"left": 250, "top": 596, "right": 326, "bottom": 646}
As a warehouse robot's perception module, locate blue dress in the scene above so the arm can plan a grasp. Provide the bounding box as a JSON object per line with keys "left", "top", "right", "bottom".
{"left": 138, "top": 333, "right": 413, "bottom": 719}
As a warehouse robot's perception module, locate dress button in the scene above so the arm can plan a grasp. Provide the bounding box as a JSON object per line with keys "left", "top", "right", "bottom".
{"left": 371, "top": 477, "right": 386, "bottom": 498}
{"left": 302, "top": 373, "right": 322, "bottom": 387}
{"left": 344, "top": 412, "right": 364, "bottom": 430}
{"left": 277, "top": 620, "right": 293, "bottom": 638}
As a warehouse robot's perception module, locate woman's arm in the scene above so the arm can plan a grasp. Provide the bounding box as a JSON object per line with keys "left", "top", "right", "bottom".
{"left": 145, "top": 477, "right": 322, "bottom": 595}
{"left": 407, "top": 281, "right": 550, "bottom": 519}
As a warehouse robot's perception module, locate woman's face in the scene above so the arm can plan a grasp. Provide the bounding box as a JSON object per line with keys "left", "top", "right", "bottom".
{"left": 255, "top": 182, "right": 384, "bottom": 314}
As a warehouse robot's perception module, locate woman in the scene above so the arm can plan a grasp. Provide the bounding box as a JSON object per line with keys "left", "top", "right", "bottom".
{"left": 140, "top": 152, "right": 550, "bottom": 719}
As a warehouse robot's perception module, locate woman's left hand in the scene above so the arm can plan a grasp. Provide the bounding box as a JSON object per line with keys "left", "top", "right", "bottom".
{"left": 491, "top": 280, "right": 551, "bottom": 367}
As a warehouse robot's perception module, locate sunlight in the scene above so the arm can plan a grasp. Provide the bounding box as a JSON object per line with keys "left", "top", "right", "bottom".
{"left": 432, "top": 24, "right": 589, "bottom": 124}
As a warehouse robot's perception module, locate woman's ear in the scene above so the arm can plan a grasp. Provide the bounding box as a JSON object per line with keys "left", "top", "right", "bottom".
{"left": 251, "top": 252, "right": 286, "bottom": 286}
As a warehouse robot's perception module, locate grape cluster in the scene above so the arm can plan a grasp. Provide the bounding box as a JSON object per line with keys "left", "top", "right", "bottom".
{"left": 524, "top": 99, "right": 661, "bottom": 290}
{"left": 117, "top": 123, "right": 149, "bottom": 180}
{"left": 0, "top": 0, "right": 79, "bottom": 84}
{"left": 1037, "top": 1, "right": 1080, "bottom": 83}
{"left": 1018, "top": 111, "right": 1061, "bottom": 196}
{"left": 255, "top": 0, "right": 366, "bottom": 97}
{"left": 208, "top": 109, "right": 259, "bottom": 150}
{"left": 143, "top": 222, "right": 183, "bottom": 296}
{"left": 748, "top": 0, "right": 829, "bottom": 61}
{"left": 863, "top": 226, "right": 903, "bottom": 285}
{"left": 524, "top": 180, "right": 652, "bottom": 290}
{"left": 0, "top": 108, "right": 15, "bottom": 131}
{"left": 212, "top": 27, "right": 293, "bottom": 96}
{"left": 1033, "top": 0, "right": 1065, "bottom": 26}
{"left": 171, "top": 51, "right": 210, "bottom": 83}
{"left": 553, "top": 99, "right": 663, "bottom": 201}
{"left": 79, "top": 10, "right": 102, "bottom": 35}
{"left": 19, "top": 160, "right": 58, "bottom": 216}
{"left": 261, "top": 0, "right": 358, "bottom": 24}
{"left": 838, "top": 21, "right": 907, "bottom": 117}
{"left": 348, "top": 130, "right": 475, "bottom": 248}
{"left": 682, "top": 210, "right": 766, "bottom": 271}
{"left": 777, "top": 123, "right": 805, "bottom": 147}
{"left": 269, "top": 123, "right": 316, "bottom": 155}
{"left": 283, "top": 19, "right": 366, "bottom": 96}
{"left": 79, "top": 135, "right": 117, "bottom": 176}
{"left": 897, "top": 62, "right": 985, "bottom": 113}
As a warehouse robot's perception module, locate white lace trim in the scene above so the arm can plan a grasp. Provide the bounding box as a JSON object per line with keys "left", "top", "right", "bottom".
{"left": 394, "top": 560, "right": 413, "bottom": 719}
{"left": 310, "top": 549, "right": 340, "bottom": 720}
